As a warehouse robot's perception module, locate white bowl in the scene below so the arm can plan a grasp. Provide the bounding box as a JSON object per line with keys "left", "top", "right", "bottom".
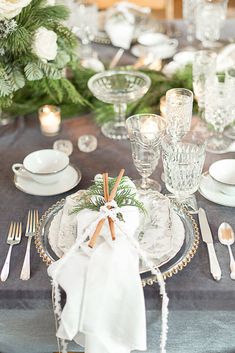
{"left": 209, "top": 159, "right": 235, "bottom": 195}
{"left": 12, "top": 149, "right": 69, "bottom": 184}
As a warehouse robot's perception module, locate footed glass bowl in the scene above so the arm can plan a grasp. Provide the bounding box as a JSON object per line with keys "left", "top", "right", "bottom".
{"left": 88, "top": 70, "right": 151, "bottom": 140}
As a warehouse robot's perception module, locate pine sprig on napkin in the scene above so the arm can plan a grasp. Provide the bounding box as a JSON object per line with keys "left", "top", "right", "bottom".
{"left": 72, "top": 176, "right": 146, "bottom": 214}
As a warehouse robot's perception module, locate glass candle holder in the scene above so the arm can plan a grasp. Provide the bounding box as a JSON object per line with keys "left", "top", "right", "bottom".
{"left": 78, "top": 134, "right": 97, "bottom": 152}
{"left": 38, "top": 105, "right": 61, "bottom": 136}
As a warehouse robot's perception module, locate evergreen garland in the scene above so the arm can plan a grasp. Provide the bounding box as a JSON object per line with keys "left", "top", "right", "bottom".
{"left": 0, "top": 0, "right": 87, "bottom": 112}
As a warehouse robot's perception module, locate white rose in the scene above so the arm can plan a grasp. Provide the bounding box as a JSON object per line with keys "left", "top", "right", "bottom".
{"left": 32, "top": 27, "right": 58, "bottom": 61}
{"left": 0, "top": 0, "right": 32, "bottom": 19}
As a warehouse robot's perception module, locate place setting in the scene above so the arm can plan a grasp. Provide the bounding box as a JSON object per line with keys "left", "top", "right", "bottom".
{"left": 1, "top": 0, "right": 235, "bottom": 353}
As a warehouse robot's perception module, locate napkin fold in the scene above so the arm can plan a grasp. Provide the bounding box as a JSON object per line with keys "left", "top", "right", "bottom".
{"left": 48, "top": 177, "right": 147, "bottom": 353}
{"left": 48, "top": 176, "right": 169, "bottom": 353}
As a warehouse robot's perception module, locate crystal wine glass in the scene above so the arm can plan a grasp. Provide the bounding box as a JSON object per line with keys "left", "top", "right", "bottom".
{"left": 88, "top": 70, "right": 151, "bottom": 140}
{"left": 126, "top": 114, "right": 166, "bottom": 191}
{"left": 73, "top": 1, "right": 98, "bottom": 59}
{"left": 193, "top": 50, "right": 217, "bottom": 110}
{"left": 161, "top": 131, "right": 206, "bottom": 209}
{"left": 224, "top": 68, "right": 235, "bottom": 139}
{"left": 195, "top": 0, "right": 227, "bottom": 48}
{"left": 205, "top": 74, "right": 232, "bottom": 153}
{"left": 182, "top": 0, "right": 200, "bottom": 46}
{"left": 165, "top": 88, "right": 193, "bottom": 141}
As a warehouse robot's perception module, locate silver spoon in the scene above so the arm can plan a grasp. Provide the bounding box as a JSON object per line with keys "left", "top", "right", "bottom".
{"left": 218, "top": 222, "right": 235, "bottom": 280}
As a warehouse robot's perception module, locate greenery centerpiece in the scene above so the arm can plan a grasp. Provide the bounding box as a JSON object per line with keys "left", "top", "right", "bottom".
{"left": 0, "top": 0, "right": 193, "bottom": 124}
{"left": 0, "top": 0, "right": 88, "bottom": 118}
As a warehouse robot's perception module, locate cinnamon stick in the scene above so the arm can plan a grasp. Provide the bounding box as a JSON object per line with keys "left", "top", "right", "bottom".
{"left": 104, "top": 173, "right": 109, "bottom": 201}
{"left": 109, "top": 169, "right": 125, "bottom": 201}
{"left": 105, "top": 173, "right": 116, "bottom": 241}
{"left": 88, "top": 218, "right": 106, "bottom": 248}
{"left": 88, "top": 169, "right": 125, "bottom": 248}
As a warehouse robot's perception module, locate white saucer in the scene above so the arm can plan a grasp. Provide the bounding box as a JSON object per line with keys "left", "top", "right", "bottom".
{"left": 198, "top": 172, "right": 235, "bottom": 207}
{"left": 14, "top": 165, "right": 82, "bottom": 196}
{"left": 131, "top": 41, "right": 178, "bottom": 60}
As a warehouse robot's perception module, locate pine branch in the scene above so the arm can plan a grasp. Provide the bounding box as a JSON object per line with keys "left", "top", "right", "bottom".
{"left": 3, "top": 26, "right": 32, "bottom": 56}
{"left": 72, "top": 176, "right": 146, "bottom": 215}
{"left": 16, "top": 0, "right": 69, "bottom": 30}
{"left": 53, "top": 24, "right": 77, "bottom": 48}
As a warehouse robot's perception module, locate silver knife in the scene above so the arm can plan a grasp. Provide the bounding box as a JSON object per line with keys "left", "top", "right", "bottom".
{"left": 198, "top": 208, "right": 222, "bottom": 281}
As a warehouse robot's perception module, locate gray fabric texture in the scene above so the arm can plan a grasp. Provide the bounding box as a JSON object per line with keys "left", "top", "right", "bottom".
{"left": 0, "top": 19, "right": 235, "bottom": 353}
{"left": 0, "top": 310, "right": 235, "bottom": 353}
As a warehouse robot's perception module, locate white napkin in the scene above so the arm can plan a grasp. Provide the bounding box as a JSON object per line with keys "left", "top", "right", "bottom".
{"left": 48, "top": 178, "right": 147, "bottom": 353}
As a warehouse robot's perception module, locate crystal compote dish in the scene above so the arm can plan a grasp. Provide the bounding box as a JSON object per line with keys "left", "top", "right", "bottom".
{"left": 88, "top": 70, "right": 151, "bottom": 140}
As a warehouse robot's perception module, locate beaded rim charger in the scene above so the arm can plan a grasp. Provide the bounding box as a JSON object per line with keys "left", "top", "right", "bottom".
{"left": 35, "top": 198, "right": 199, "bottom": 287}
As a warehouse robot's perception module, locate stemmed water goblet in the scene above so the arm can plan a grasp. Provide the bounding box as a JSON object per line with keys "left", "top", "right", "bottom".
{"left": 193, "top": 50, "right": 217, "bottom": 111}
{"left": 126, "top": 114, "right": 166, "bottom": 191}
{"left": 88, "top": 70, "right": 151, "bottom": 140}
{"left": 205, "top": 73, "right": 233, "bottom": 153}
{"left": 160, "top": 88, "right": 193, "bottom": 183}
{"left": 161, "top": 131, "right": 206, "bottom": 211}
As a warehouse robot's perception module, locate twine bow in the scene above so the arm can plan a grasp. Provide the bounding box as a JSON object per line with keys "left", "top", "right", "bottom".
{"left": 88, "top": 169, "right": 125, "bottom": 248}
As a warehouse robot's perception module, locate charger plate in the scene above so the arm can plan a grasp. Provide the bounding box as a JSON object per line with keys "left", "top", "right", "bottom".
{"left": 35, "top": 196, "right": 199, "bottom": 286}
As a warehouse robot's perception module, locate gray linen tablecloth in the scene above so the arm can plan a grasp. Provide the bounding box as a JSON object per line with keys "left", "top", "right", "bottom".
{"left": 0, "top": 20, "right": 235, "bottom": 353}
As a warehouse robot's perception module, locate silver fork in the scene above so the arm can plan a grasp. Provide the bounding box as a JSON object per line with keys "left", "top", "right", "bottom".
{"left": 20, "top": 210, "right": 39, "bottom": 281}
{"left": 1, "top": 222, "right": 22, "bottom": 282}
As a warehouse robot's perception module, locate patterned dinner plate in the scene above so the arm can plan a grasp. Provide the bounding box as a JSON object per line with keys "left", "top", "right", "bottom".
{"left": 35, "top": 193, "right": 199, "bottom": 286}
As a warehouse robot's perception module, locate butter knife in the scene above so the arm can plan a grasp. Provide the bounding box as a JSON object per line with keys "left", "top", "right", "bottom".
{"left": 198, "top": 208, "right": 222, "bottom": 281}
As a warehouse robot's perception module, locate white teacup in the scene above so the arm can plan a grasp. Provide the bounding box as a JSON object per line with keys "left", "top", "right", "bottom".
{"left": 209, "top": 159, "right": 235, "bottom": 196}
{"left": 12, "top": 149, "right": 69, "bottom": 184}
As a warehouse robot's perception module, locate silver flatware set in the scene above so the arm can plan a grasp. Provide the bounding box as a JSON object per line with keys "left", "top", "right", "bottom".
{"left": 198, "top": 207, "right": 235, "bottom": 281}
{"left": 1, "top": 210, "right": 39, "bottom": 282}
{"left": 1, "top": 206, "right": 234, "bottom": 282}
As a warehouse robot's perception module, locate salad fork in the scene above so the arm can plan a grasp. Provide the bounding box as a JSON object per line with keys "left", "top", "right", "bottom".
{"left": 1, "top": 222, "right": 22, "bottom": 282}
{"left": 20, "top": 210, "right": 39, "bottom": 281}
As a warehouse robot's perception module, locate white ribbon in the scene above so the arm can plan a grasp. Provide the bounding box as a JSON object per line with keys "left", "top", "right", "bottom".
{"left": 99, "top": 200, "right": 121, "bottom": 221}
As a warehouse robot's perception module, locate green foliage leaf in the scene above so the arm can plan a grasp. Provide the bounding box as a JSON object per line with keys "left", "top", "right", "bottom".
{"left": 24, "top": 62, "right": 44, "bottom": 81}
{"left": 0, "top": 95, "right": 13, "bottom": 109}
{"left": 0, "top": 78, "right": 13, "bottom": 97}
{"left": 54, "top": 51, "right": 70, "bottom": 69}
{"left": 37, "top": 61, "right": 62, "bottom": 79}
{"left": 8, "top": 68, "right": 25, "bottom": 90}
